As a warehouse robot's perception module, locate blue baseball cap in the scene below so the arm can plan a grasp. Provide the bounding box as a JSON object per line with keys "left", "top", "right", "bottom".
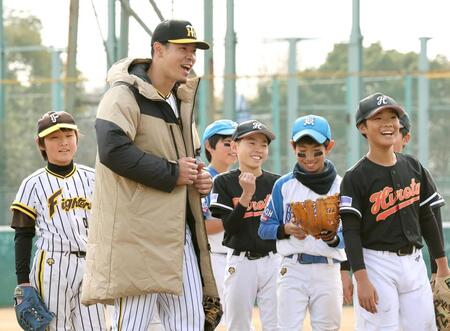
{"left": 202, "top": 119, "right": 237, "bottom": 146}
{"left": 291, "top": 115, "right": 332, "bottom": 144}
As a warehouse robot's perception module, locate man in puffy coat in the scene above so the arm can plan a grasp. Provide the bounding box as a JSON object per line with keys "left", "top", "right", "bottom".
{"left": 81, "top": 19, "right": 219, "bottom": 331}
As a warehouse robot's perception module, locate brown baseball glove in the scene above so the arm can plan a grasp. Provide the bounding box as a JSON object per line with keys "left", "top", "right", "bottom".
{"left": 203, "top": 295, "right": 223, "bottom": 331}
{"left": 433, "top": 276, "right": 450, "bottom": 330}
{"left": 290, "top": 193, "right": 340, "bottom": 238}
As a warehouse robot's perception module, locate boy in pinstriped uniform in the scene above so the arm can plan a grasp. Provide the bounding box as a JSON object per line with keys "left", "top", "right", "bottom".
{"left": 10, "top": 111, "right": 107, "bottom": 330}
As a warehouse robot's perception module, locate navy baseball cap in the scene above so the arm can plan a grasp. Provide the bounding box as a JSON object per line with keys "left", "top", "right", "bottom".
{"left": 291, "top": 115, "right": 332, "bottom": 144}
{"left": 38, "top": 111, "right": 78, "bottom": 138}
{"left": 356, "top": 92, "right": 406, "bottom": 127}
{"left": 151, "top": 20, "right": 210, "bottom": 50}
{"left": 399, "top": 112, "right": 411, "bottom": 132}
{"left": 202, "top": 119, "right": 237, "bottom": 146}
{"left": 232, "top": 120, "right": 275, "bottom": 143}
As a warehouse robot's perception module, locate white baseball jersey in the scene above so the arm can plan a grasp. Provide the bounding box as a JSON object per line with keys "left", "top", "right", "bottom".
{"left": 12, "top": 163, "right": 107, "bottom": 331}
{"left": 202, "top": 166, "right": 227, "bottom": 254}
{"left": 11, "top": 164, "right": 94, "bottom": 252}
{"left": 260, "top": 172, "right": 346, "bottom": 260}
{"left": 259, "top": 171, "right": 345, "bottom": 331}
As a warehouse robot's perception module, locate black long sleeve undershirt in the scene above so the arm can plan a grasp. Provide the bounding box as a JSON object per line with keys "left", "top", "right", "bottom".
{"left": 420, "top": 204, "right": 445, "bottom": 260}
{"left": 340, "top": 260, "right": 350, "bottom": 271}
{"left": 429, "top": 207, "right": 444, "bottom": 273}
{"left": 276, "top": 225, "right": 290, "bottom": 240}
{"left": 14, "top": 227, "right": 35, "bottom": 284}
{"left": 341, "top": 213, "right": 365, "bottom": 272}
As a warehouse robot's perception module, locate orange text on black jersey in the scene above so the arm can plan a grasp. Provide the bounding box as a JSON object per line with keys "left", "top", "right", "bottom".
{"left": 369, "top": 178, "right": 420, "bottom": 222}
{"left": 232, "top": 194, "right": 271, "bottom": 219}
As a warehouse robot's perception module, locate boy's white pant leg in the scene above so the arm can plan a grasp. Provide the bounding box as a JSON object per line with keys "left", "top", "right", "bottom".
{"left": 210, "top": 252, "right": 227, "bottom": 325}
{"left": 223, "top": 252, "right": 278, "bottom": 331}
{"left": 354, "top": 248, "right": 436, "bottom": 331}
{"left": 30, "top": 250, "right": 107, "bottom": 331}
{"left": 223, "top": 252, "right": 258, "bottom": 331}
{"left": 255, "top": 253, "right": 279, "bottom": 331}
{"left": 277, "top": 256, "right": 342, "bottom": 331}
{"left": 210, "top": 252, "right": 226, "bottom": 304}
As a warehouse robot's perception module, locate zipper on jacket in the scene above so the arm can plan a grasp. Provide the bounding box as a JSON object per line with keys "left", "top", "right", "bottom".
{"left": 170, "top": 123, "right": 187, "bottom": 244}
{"left": 177, "top": 115, "right": 189, "bottom": 155}
{"left": 189, "top": 78, "right": 201, "bottom": 157}
{"left": 169, "top": 126, "right": 180, "bottom": 160}
{"left": 177, "top": 117, "right": 183, "bottom": 131}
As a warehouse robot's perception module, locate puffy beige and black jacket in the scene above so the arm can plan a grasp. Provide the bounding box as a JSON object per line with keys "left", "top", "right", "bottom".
{"left": 81, "top": 58, "right": 218, "bottom": 305}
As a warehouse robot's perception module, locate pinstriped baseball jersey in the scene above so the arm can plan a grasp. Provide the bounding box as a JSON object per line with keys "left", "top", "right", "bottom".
{"left": 11, "top": 164, "right": 94, "bottom": 252}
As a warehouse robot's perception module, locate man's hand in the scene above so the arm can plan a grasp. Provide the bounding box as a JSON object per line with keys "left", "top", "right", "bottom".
{"left": 435, "top": 256, "right": 450, "bottom": 277}
{"left": 355, "top": 270, "right": 378, "bottom": 313}
{"left": 340, "top": 271, "right": 354, "bottom": 305}
{"left": 284, "top": 222, "right": 306, "bottom": 240}
{"left": 194, "top": 170, "right": 212, "bottom": 195}
{"left": 238, "top": 172, "right": 256, "bottom": 207}
{"left": 176, "top": 157, "right": 199, "bottom": 186}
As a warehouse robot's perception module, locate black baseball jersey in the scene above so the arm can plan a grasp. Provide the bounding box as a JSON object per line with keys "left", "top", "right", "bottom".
{"left": 340, "top": 153, "right": 439, "bottom": 251}
{"left": 210, "top": 169, "right": 279, "bottom": 253}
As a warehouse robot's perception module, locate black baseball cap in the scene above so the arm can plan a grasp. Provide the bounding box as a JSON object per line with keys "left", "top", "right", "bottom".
{"left": 38, "top": 111, "right": 78, "bottom": 138}
{"left": 399, "top": 112, "right": 411, "bottom": 132}
{"left": 151, "top": 20, "right": 210, "bottom": 50}
{"left": 355, "top": 92, "right": 406, "bottom": 127}
{"left": 232, "top": 120, "right": 275, "bottom": 143}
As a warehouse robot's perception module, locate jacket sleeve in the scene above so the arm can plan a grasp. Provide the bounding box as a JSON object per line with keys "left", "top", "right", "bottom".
{"left": 95, "top": 87, "right": 178, "bottom": 192}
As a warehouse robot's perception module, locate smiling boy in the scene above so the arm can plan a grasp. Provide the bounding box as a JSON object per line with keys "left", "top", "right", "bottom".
{"left": 209, "top": 120, "right": 280, "bottom": 331}
{"left": 201, "top": 119, "right": 237, "bottom": 321}
{"left": 340, "top": 92, "right": 450, "bottom": 330}
{"left": 11, "top": 111, "right": 107, "bottom": 330}
{"left": 259, "top": 114, "right": 346, "bottom": 331}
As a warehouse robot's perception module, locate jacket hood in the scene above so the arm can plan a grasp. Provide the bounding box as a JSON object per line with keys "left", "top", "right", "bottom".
{"left": 106, "top": 57, "right": 200, "bottom": 102}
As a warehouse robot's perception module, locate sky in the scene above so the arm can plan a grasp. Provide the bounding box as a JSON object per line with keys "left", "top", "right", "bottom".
{"left": 4, "top": 0, "right": 450, "bottom": 94}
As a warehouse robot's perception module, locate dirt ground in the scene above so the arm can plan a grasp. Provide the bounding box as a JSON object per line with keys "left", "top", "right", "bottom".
{"left": 0, "top": 306, "right": 355, "bottom": 330}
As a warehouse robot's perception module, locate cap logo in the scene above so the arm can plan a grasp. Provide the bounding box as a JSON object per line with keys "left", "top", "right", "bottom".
{"left": 303, "top": 116, "right": 315, "bottom": 126}
{"left": 377, "top": 95, "right": 388, "bottom": 106}
{"left": 252, "top": 121, "right": 262, "bottom": 130}
{"left": 186, "top": 25, "right": 196, "bottom": 38}
{"left": 49, "top": 113, "right": 59, "bottom": 123}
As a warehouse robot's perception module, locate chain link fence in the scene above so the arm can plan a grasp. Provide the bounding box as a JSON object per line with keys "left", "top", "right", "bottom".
{"left": 1, "top": 73, "right": 449, "bottom": 225}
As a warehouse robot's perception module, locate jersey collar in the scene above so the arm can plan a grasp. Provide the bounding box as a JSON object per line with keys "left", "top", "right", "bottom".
{"left": 46, "top": 161, "right": 76, "bottom": 179}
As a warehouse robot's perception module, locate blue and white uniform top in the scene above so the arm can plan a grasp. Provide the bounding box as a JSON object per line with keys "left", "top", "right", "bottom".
{"left": 202, "top": 166, "right": 227, "bottom": 254}
{"left": 259, "top": 172, "right": 346, "bottom": 261}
